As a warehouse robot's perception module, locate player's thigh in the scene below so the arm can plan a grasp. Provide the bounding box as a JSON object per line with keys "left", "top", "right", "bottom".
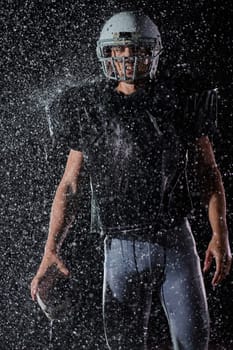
{"left": 103, "top": 237, "right": 155, "bottom": 350}
{"left": 160, "top": 220, "right": 209, "bottom": 349}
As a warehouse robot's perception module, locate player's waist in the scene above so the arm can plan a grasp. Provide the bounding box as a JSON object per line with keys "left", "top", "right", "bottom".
{"left": 101, "top": 216, "right": 186, "bottom": 244}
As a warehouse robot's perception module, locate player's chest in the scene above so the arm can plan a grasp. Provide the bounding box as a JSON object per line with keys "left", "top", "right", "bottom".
{"left": 81, "top": 106, "right": 165, "bottom": 161}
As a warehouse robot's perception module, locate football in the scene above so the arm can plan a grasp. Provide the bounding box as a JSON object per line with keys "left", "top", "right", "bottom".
{"left": 36, "top": 264, "right": 76, "bottom": 321}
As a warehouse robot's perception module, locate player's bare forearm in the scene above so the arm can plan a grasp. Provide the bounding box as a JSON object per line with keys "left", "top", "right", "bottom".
{"left": 31, "top": 150, "right": 83, "bottom": 300}
{"left": 207, "top": 167, "right": 227, "bottom": 236}
{"left": 45, "top": 150, "right": 83, "bottom": 253}
{"left": 45, "top": 180, "right": 79, "bottom": 253}
{"left": 30, "top": 183, "right": 77, "bottom": 300}
{"left": 195, "top": 136, "right": 232, "bottom": 284}
{"left": 196, "top": 138, "right": 228, "bottom": 236}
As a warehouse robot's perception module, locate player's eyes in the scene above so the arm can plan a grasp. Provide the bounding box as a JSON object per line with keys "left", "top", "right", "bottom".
{"left": 138, "top": 46, "right": 153, "bottom": 55}
{"left": 113, "top": 46, "right": 150, "bottom": 54}
{"left": 103, "top": 46, "right": 112, "bottom": 57}
{"left": 114, "top": 46, "right": 124, "bottom": 52}
{"left": 102, "top": 46, "right": 124, "bottom": 57}
{"left": 138, "top": 48, "right": 148, "bottom": 55}
{"left": 102, "top": 45, "right": 153, "bottom": 57}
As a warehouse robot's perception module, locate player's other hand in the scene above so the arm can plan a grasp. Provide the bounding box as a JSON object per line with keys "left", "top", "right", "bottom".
{"left": 30, "top": 250, "right": 70, "bottom": 301}
{"left": 203, "top": 233, "right": 232, "bottom": 286}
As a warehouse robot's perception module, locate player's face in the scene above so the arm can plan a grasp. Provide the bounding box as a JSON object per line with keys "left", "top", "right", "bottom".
{"left": 111, "top": 45, "right": 150, "bottom": 80}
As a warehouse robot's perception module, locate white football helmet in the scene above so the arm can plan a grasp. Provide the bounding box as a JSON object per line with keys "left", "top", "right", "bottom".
{"left": 96, "top": 11, "right": 162, "bottom": 82}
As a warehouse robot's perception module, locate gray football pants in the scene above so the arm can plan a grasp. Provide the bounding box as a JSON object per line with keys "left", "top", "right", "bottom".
{"left": 103, "top": 218, "right": 209, "bottom": 350}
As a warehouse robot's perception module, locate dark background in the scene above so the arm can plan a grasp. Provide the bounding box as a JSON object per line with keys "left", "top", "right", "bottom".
{"left": 1, "top": 0, "right": 233, "bottom": 349}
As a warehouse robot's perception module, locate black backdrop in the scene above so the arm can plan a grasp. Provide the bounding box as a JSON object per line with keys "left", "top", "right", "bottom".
{"left": 1, "top": 0, "right": 233, "bottom": 349}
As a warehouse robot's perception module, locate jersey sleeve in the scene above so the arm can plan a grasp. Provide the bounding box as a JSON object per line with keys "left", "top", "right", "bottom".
{"left": 49, "top": 87, "right": 83, "bottom": 151}
{"left": 184, "top": 88, "right": 218, "bottom": 142}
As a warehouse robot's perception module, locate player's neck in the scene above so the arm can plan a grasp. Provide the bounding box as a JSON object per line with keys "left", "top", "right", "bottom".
{"left": 116, "top": 81, "right": 144, "bottom": 95}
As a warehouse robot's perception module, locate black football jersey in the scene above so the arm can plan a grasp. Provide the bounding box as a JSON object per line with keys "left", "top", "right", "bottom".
{"left": 51, "top": 75, "right": 217, "bottom": 239}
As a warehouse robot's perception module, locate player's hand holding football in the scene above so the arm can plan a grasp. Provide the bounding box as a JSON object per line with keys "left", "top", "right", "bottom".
{"left": 30, "top": 249, "right": 69, "bottom": 301}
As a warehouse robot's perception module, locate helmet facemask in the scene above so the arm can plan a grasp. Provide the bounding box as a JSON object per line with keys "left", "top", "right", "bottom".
{"left": 97, "top": 38, "right": 161, "bottom": 82}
